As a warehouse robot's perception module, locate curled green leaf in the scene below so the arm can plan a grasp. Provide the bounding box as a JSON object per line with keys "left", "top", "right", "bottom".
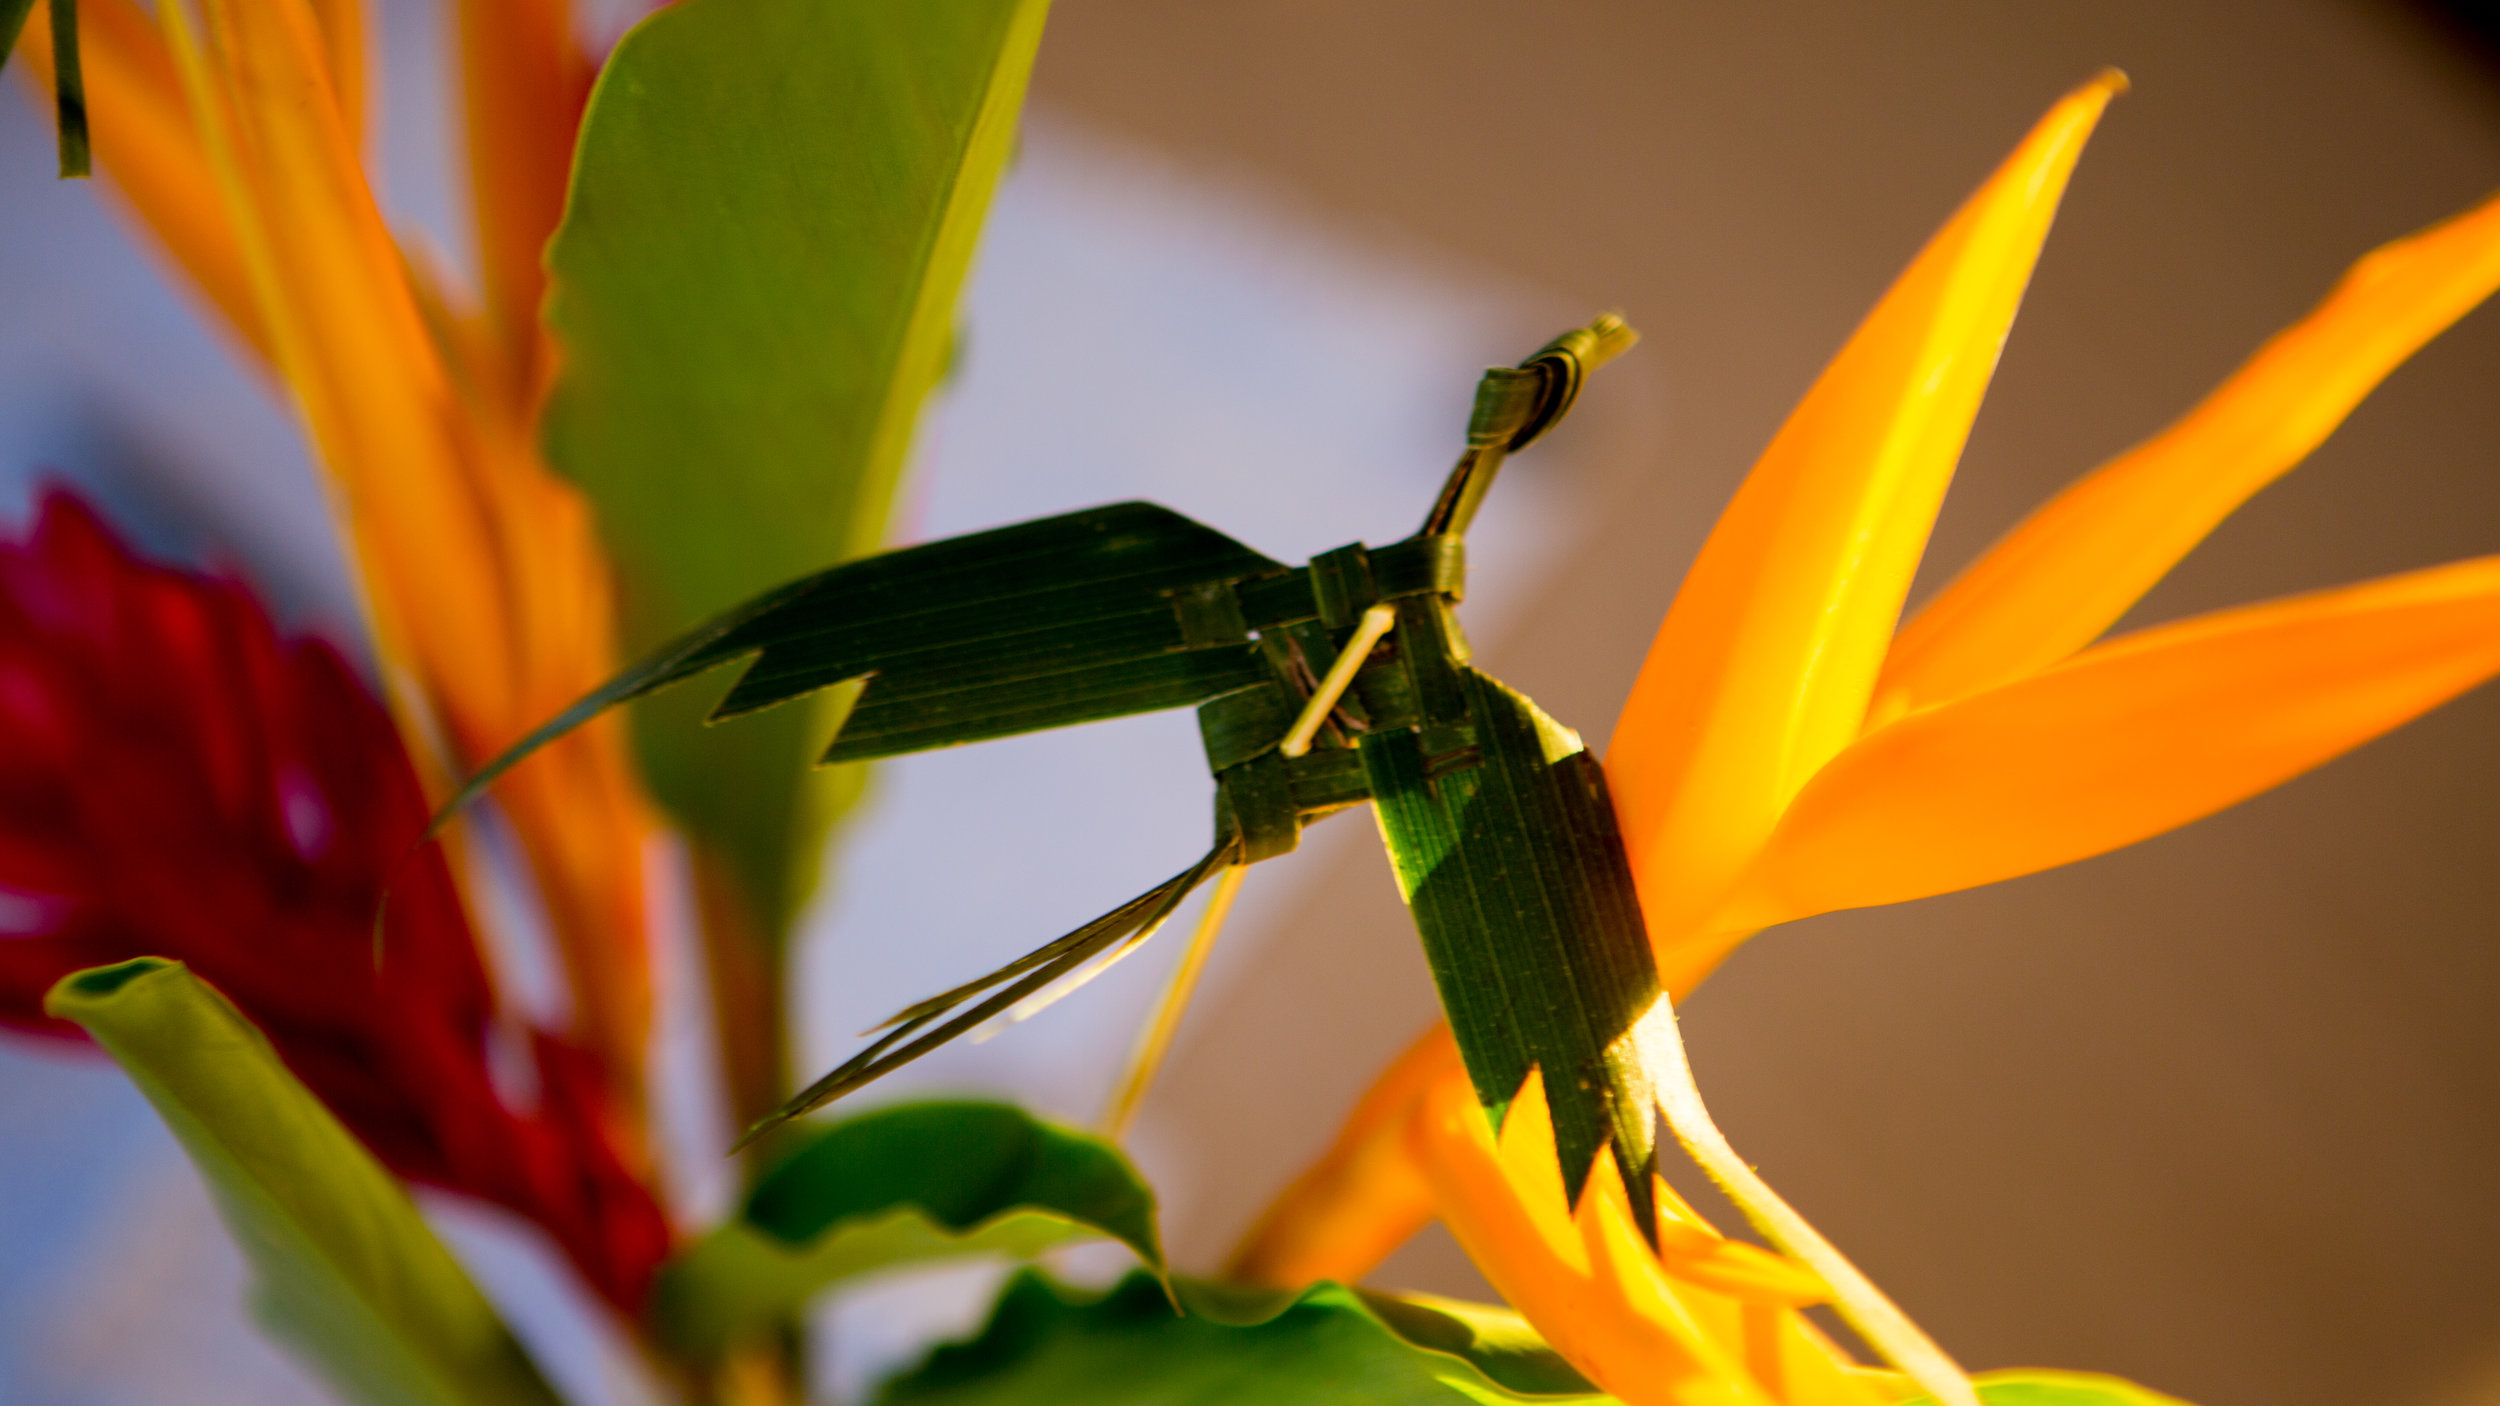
{"left": 44, "top": 959, "right": 558, "bottom": 1406}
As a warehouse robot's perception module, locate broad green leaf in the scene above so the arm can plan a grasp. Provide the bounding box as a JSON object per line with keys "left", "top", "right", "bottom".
{"left": 874, "top": 1270, "right": 1614, "bottom": 1404}
{"left": 653, "top": 1101, "right": 1164, "bottom": 1357}
{"left": 543, "top": 0, "right": 1051, "bottom": 936}
{"left": 43, "top": 959, "right": 559, "bottom": 1406}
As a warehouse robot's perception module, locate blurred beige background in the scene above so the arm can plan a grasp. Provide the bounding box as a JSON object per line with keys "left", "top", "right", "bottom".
{"left": 1039, "top": 6, "right": 2500, "bottom": 1406}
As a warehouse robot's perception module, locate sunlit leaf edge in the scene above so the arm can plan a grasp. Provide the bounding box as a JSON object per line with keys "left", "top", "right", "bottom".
{"left": 874, "top": 1269, "right": 1613, "bottom": 1404}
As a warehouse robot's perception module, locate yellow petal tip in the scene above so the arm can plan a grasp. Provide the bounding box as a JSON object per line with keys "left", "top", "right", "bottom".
{"left": 2090, "top": 67, "right": 2131, "bottom": 97}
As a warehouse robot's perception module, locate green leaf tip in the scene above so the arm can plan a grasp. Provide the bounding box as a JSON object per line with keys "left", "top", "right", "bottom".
{"left": 653, "top": 1100, "right": 1166, "bottom": 1358}
{"left": 44, "top": 960, "right": 561, "bottom": 1406}
{"left": 44, "top": 954, "right": 176, "bottom": 1006}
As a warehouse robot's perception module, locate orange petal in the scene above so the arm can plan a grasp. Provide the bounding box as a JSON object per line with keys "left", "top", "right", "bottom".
{"left": 1238, "top": 1029, "right": 1882, "bottom": 1403}
{"left": 1648, "top": 1226, "right": 1832, "bottom": 1310}
{"left": 1223, "top": 1025, "right": 1453, "bottom": 1288}
{"left": 302, "top": 0, "right": 361, "bottom": 149}
{"left": 15, "top": 0, "right": 270, "bottom": 362}
{"left": 163, "top": 0, "right": 516, "bottom": 725}
{"left": 1410, "top": 1068, "right": 1887, "bottom": 1406}
{"left": 455, "top": 0, "right": 592, "bottom": 402}
{"left": 1874, "top": 188, "right": 2500, "bottom": 722}
{"left": 160, "top": 0, "right": 656, "bottom": 1120}
{"left": 1607, "top": 75, "right": 2120, "bottom": 955}
{"left": 1411, "top": 1069, "right": 1763, "bottom": 1406}
{"left": 1730, "top": 555, "right": 2500, "bottom": 927}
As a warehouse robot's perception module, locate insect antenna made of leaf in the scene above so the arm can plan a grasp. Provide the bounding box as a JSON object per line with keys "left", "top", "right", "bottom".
{"left": 1420, "top": 313, "right": 1637, "bottom": 538}
{"left": 733, "top": 840, "right": 1240, "bottom": 1149}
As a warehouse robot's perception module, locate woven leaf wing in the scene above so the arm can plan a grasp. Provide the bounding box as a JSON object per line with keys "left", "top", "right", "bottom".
{"left": 446, "top": 503, "right": 1282, "bottom": 817}
{"left": 1360, "top": 668, "right": 1662, "bottom": 1236}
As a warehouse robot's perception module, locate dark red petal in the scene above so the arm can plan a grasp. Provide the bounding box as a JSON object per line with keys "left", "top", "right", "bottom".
{"left": 0, "top": 486, "right": 670, "bottom": 1310}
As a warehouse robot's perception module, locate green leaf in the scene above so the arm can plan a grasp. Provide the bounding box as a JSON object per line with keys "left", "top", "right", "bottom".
{"left": 1953, "top": 1374, "right": 2199, "bottom": 1406}
{"left": 42, "top": 959, "right": 559, "bottom": 1406}
{"left": 543, "top": 0, "right": 1051, "bottom": 935}
{"left": 653, "top": 1101, "right": 1165, "bottom": 1358}
{"left": 873, "top": 1270, "right": 1614, "bottom": 1404}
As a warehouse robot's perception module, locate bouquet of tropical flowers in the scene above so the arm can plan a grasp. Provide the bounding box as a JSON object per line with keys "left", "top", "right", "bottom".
{"left": 5, "top": 3, "right": 2497, "bottom": 1404}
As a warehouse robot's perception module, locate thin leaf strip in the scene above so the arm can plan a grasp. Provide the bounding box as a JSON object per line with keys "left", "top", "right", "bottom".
{"left": 48, "top": 0, "right": 88, "bottom": 176}
{"left": 737, "top": 843, "right": 1239, "bottom": 1145}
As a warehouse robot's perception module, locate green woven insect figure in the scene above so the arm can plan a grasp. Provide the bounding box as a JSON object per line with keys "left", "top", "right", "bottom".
{"left": 456, "top": 316, "right": 1670, "bottom": 1240}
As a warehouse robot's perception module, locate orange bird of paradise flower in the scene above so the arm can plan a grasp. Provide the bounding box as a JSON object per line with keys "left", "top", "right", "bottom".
{"left": 15, "top": 0, "right": 663, "bottom": 1134}
{"left": 1234, "top": 71, "right": 2500, "bottom": 1406}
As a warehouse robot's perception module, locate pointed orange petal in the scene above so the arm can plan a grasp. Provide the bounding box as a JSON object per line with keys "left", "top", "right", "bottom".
{"left": 1410, "top": 1070, "right": 1773, "bottom": 1406}
{"left": 1647, "top": 1229, "right": 1832, "bottom": 1309}
{"left": 1874, "top": 188, "right": 2500, "bottom": 721}
{"left": 1242, "top": 1030, "right": 1883, "bottom": 1403}
{"left": 1730, "top": 555, "right": 2500, "bottom": 927}
{"left": 1607, "top": 74, "right": 2120, "bottom": 954}
{"left": 161, "top": 0, "right": 657, "bottom": 1118}
{"left": 16, "top": 0, "right": 270, "bottom": 362}
{"left": 1572, "top": 1165, "right": 1889, "bottom": 1406}
{"left": 164, "top": 0, "right": 518, "bottom": 728}
{"left": 1223, "top": 1025, "right": 1453, "bottom": 1288}
{"left": 455, "top": 0, "right": 592, "bottom": 400}
{"left": 1410, "top": 1068, "right": 1890, "bottom": 1406}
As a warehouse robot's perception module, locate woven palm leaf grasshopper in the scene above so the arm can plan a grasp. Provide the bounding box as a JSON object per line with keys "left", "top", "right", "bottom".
{"left": 451, "top": 316, "right": 1670, "bottom": 1238}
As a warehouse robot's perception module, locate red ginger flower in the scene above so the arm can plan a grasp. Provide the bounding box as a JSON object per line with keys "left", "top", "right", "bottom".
{"left": 0, "top": 488, "right": 669, "bottom": 1312}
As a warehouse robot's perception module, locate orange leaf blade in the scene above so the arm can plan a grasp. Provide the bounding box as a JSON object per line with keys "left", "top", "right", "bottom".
{"left": 1877, "top": 188, "right": 2500, "bottom": 719}
{"left": 1608, "top": 73, "right": 2121, "bottom": 952}
{"left": 1738, "top": 555, "right": 2500, "bottom": 927}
